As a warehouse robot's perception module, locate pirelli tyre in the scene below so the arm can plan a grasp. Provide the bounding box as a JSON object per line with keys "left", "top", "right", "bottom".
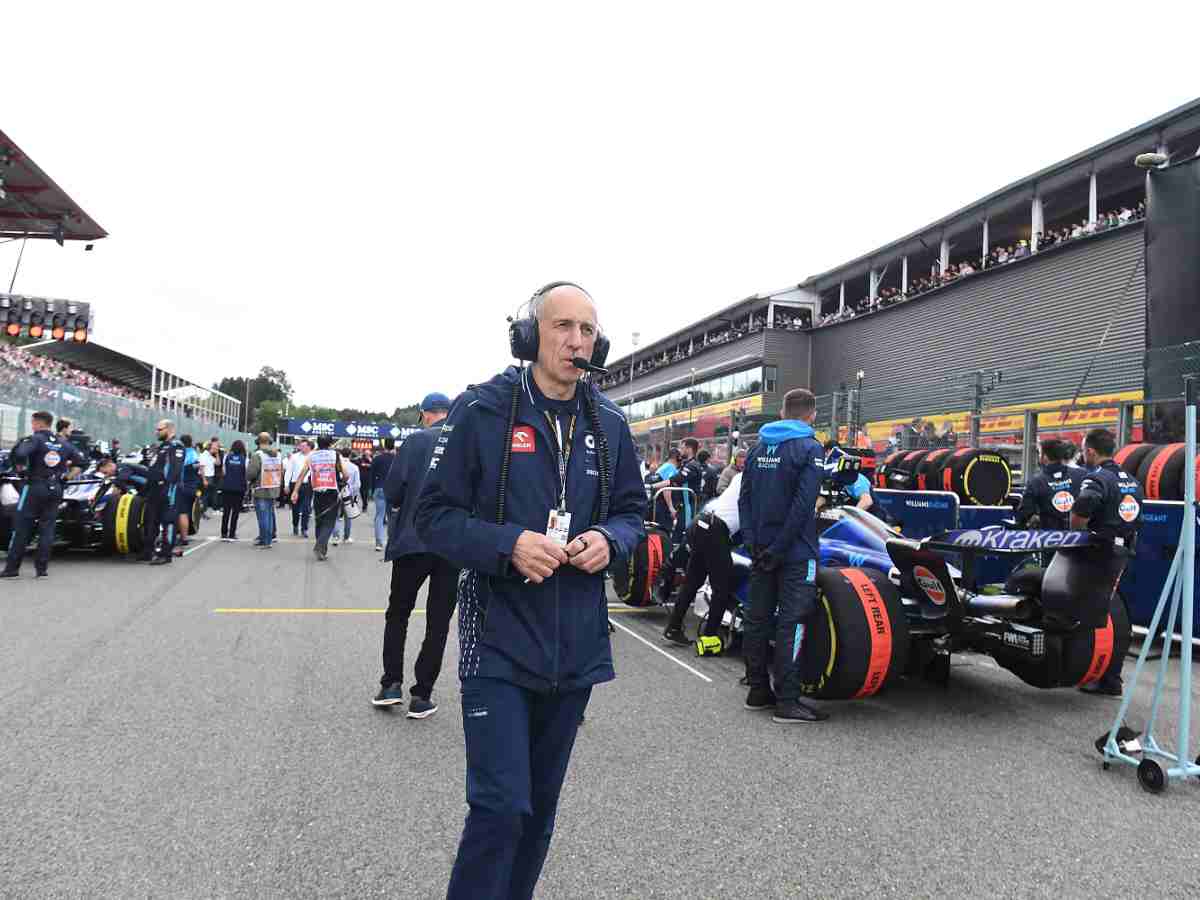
{"left": 1113, "top": 442, "right": 1156, "bottom": 481}
{"left": 874, "top": 451, "right": 905, "bottom": 490}
{"left": 800, "top": 567, "right": 910, "bottom": 700}
{"left": 994, "top": 590, "right": 1130, "bottom": 689}
{"left": 914, "top": 448, "right": 955, "bottom": 491}
{"left": 884, "top": 450, "right": 931, "bottom": 491}
{"left": 102, "top": 492, "right": 146, "bottom": 556}
{"left": 1136, "top": 443, "right": 1187, "bottom": 501}
{"left": 612, "top": 523, "right": 671, "bottom": 607}
{"left": 938, "top": 448, "right": 1011, "bottom": 506}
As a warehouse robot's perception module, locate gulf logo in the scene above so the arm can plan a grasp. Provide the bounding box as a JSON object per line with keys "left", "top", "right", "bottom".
{"left": 512, "top": 427, "right": 536, "bottom": 453}
{"left": 1051, "top": 490, "right": 1075, "bottom": 513}
{"left": 913, "top": 565, "right": 946, "bottom": 605}
{"left": 1118, "top": 495, "right": 1140, "bottom": 523}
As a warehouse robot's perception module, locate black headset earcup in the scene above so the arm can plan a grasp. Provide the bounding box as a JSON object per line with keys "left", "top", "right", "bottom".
{"left": 591, "top": 333, "right": 611, "bottom": 369}
{"left": 508, "top": 318, "right": 539, "bottom": 363}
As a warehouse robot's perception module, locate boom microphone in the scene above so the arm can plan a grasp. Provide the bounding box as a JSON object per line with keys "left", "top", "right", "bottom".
{"left": 572, "top": 357, "right": 608, "bottom": 376}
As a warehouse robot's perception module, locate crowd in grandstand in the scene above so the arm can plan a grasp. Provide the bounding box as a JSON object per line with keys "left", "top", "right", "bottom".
{"left": 0, "top": 343, "right": 148, "bottom": 403}
{"left": 822, "top": 201, "right": 1146, "bottom": 327}
{"left": 598, "top": 307, "right": 812, "bottom": 391}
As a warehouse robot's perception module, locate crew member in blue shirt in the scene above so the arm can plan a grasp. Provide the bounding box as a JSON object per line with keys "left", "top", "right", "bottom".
{"left": 739, "top": 388, "right": 829, "bottom": 724}
{"left": 141, "top": 419, "right": 185, "bottom": 565}
{"left": 2, "top": 410, "right": 85, "bottom": 578}
{"left": 416, "top": 282, "right": 645, "bottom": 900}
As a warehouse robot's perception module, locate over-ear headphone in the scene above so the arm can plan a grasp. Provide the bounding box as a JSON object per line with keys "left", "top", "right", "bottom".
{"left": 508, "top": 281, "right": 611, "bottom": 369}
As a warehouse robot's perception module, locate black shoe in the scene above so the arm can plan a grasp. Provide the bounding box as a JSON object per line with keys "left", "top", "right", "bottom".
{"left": 372, "top": 683, "right": 405, "bottom": 707}
{"left": 662, "top": 625, "right": 690, "bottom": 646}
{"left": 149, "top": 557, "right": 171, "bottom": 566}
{"left": 36, "top": 570, "right": 48, "bottom": 578}
{"left": 0, "top": 570, "right": 19, "bottom": 578}
{"left": 772, "top": 699, "right": 829, "bottom": 724}
{"left": 744, "top": 687, "right": 777, "bottom": 710}
{"left": 1080, "top": 680, "right": 1123, "bottom": 697}
{"left": 407, "top": 696, "right": 438, "bottom": 719}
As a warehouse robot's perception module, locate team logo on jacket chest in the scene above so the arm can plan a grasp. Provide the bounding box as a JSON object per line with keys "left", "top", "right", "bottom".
{"left": 512, "top": 427, "right": 536, "bottom": 453}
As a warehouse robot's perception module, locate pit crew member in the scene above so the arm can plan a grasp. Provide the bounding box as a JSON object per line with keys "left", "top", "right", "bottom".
{"left": 1, "top": 410, "right": 86, "bottom": 578}
{"left": 415, "top": 282, "right": 644, "bottom": 900}
{"left": 1070, "top": 428, "right": 1143, "bottom": 697}
{"left": 662, "top": 470, "right": 743, "bottom": 650}
{"left": 1016, "top": 438, "right": 1084, "bottom": 529}
{"left": 739, "top": 388, "right": 828, "bottom": 724}
{"left": 141, "top": 419, "right": 185, "bottom": 565}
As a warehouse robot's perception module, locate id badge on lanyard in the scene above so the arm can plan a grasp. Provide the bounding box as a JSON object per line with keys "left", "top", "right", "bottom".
{"left": 544, "top": 411, "right": 575, "bottom": 548}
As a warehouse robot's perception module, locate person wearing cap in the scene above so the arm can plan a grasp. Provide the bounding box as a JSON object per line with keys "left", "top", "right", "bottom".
{"left": 372, "top": 391, "right": 458, "bottom": 718}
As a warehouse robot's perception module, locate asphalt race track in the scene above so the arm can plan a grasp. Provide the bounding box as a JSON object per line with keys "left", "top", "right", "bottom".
{"left": 2, "top": 507, "right": 1198, "bottom": 898}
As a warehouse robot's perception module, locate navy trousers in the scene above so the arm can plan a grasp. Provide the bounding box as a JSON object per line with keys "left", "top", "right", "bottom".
{"left": 3, "top": 481, "right": 61, "bottom": 574}
{"left": 446, "top": 677, "right": 592, "bottom": 900}
{"left": 743, "top": 559, "right": 818, "bottom": 702}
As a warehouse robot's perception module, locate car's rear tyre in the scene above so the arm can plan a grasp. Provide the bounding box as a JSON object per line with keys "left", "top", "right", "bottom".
{"left": 800, "top": 567, "right": 910, "bottom": 700}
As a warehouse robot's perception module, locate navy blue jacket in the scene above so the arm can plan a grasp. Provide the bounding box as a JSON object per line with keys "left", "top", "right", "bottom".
{"left": 221, "top": 452, "right": 248, "bottom": 494}
{"left": 1016, "top": 462, "right": 1086, "bottom": 529}
{"left": 145, "top": 439, "right": 184, "bottom": 491}
{"left": 415, "top": 366, "right": 645, "bottom": 693}
{"left": 370, "top": 452, "right": 394, "bottom": 494}
{"left": 12, "top": 430, "right": 84, "bottom": 481}
{"left": 384, "top": 424, "right": 442, "bottom": 561}
{"left": 739, "top": 419, "right": 823, "bottom": 563}
{"left": 1074, "top": 459, "right": 1144, "bottom": 547}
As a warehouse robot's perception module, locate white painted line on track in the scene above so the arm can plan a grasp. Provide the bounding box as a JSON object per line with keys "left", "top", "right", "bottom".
{"left": 608, "top": 616, "right": 712, "bottom": 684}
{"left": 182, "top": 537, "right": 218, "bottom": 557}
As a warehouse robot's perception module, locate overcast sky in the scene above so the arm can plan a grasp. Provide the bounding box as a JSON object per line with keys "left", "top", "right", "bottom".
{"left": 3, "top": 4, "right": 1196, "bottom": 414}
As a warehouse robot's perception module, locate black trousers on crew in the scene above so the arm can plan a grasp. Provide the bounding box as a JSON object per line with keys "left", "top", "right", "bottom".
{"left": 140, "top": 487, "right": 176, "bottom": 561}
{"left": 291, "top": 483, "right": 312, "bottom": 533}
{"left": 382, "top": 552, "right": 460, "bottom": 699}
{"left": 668, "top": 514, "right": 735, "bottom": 636}
{"left": 312, "top": 490, "right": 339, "bottom": 552}
{"left": 3, "top": 480, "right": 61, "bottom": 575}
{"left": 220, "top": 490, "right": 243, "bottom": 538}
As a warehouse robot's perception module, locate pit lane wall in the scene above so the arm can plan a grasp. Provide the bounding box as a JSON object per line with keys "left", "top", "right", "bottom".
{"left": 0, "top": 368, "right": 247, "bottom": 452}
{"left": 811, "top": 224, "right": 1146, "bottom": 439}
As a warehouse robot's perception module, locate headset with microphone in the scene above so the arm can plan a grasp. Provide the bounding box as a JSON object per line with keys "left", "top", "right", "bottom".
{"left": 508, "top": 281, "right": 611, "bottom": 374}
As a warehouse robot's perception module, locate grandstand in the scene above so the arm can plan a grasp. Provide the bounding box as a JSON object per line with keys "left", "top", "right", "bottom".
{"left": 602, "top": 98, "right": 1200, "bottom": 462}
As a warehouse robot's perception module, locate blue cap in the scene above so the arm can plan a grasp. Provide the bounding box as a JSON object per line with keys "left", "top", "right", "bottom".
{"left": 421, "top": 392, "right": 451, "bottom": 412}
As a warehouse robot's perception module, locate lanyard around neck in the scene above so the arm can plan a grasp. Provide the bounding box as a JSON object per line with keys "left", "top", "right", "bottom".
{"left": 543, "top": 410, "right": 576, "bottom": 512}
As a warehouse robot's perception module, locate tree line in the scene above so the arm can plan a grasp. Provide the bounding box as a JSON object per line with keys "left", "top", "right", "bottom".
{"left": 213, "top": 366, "right": 420, "bottom": 436}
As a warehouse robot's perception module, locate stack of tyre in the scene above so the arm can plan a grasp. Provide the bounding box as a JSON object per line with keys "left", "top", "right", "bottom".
{"left": 1113, "top": 443, "right": 1200, "bottom": 501}
{"left": 874, "top": 447, "right": 1012, "bottom": 506}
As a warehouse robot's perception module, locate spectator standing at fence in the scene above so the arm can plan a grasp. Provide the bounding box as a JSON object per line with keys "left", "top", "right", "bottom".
{"left": 219, "top": 440, "right": 248, "bottom": 541}
{"left": 248, "top": 432, "right": 283, "bottom": 547}
{"left": 370, "top": 437, "right": 399, "bottom": 551}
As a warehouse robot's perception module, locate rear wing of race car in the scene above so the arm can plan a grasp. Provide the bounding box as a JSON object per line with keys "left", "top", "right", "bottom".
{"left": 925, "top": 528, "right": 1092, "bottom": 556}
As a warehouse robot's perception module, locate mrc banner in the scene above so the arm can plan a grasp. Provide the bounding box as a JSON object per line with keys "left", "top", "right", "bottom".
{"left": 281, "top": 418, "right": 420, "bottom": 442}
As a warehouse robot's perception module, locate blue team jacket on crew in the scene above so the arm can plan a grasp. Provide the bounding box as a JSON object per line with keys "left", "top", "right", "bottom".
{"left": 384, "top": 424, "right": 441, "bottom": 561}
{"left": 739, "top": 419, "right": 823, "bottom": 563}
{"left": 415, "top": 366, "right": 645, "bottom": 694}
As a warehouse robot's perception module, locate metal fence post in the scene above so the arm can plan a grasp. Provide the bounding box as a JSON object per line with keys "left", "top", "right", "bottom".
{"left": 1022, "top": 410, "right": 1038, "bottom": 486}
{"left": 1117, "top": 401, "right": 1135, "bottom": 448}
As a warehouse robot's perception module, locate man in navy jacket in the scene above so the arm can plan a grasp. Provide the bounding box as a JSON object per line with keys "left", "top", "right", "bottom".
{"left": 372, "top": 392, "right": 458, "bottom": 720}
{"left": 739, "top": 388, "right": 829, "bottom": 724}
{"left": 416, "top": 283, "right": 644, "bottom": 900}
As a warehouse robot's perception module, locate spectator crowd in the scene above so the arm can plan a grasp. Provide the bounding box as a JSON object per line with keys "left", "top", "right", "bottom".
{"left": 820, "top": 202, "right": 1146, "bottom": 327}
{"left": 0, "top": 343, "right": 149, "bottom": 404}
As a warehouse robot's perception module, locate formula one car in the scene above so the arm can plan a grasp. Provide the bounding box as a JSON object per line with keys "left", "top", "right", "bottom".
{"left": 614, "top": 497, "right": 1127, "bottom": 703}
{"left": 0, "top": 462, "right": 154, "bottom": 556}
